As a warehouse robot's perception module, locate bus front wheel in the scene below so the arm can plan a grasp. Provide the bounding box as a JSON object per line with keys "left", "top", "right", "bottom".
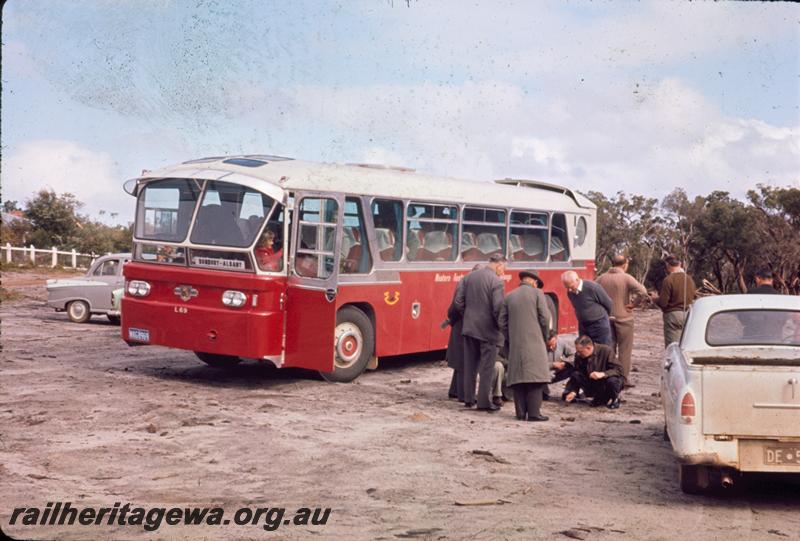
{"left": 194, "top": 351, "right": 242, "bottom": 368}
{"left": 321, "top": 306, "right": 375, "bottom": 383}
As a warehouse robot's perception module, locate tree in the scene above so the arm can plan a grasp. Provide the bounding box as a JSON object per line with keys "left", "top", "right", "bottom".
{"left": 585, "top": 191, "right": 662, "bottom": 285}
{"left": 746, "top": 185, "right": 800, "bottom": 294}
{"left": 24, "top": 190, "right": 83, "bottom": 248}
{"left": 3, "top": 200, "right": 21, "bottom": 212}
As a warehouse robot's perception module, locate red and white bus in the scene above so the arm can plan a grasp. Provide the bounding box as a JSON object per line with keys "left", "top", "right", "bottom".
{"left": 121, "top": 155, "right": 597, "bottom": 382}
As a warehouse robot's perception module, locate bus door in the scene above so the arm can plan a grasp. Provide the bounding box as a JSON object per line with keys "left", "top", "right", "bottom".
{"left": 283, "top": 193, "right": 344, "bottom": 372}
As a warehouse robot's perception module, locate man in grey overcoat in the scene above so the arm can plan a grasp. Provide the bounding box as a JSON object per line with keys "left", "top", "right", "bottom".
{"left": 499, "top": 270, "right": 551, "bottom": 422}
{"left": 454, "top": 254, "right": 507, "bottom": 412}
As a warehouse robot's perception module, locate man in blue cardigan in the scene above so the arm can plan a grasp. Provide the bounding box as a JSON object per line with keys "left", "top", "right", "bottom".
{"left": 561, "top": 270, "right": 613, "bottom": 345}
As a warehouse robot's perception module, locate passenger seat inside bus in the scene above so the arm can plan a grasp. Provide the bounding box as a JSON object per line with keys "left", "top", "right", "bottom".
{"left": 418, "top": 230, "right": 452, "bottom": 261}
{"left": 193, "top": 204, "right": 245, "bottom": 246}
{"left": 512, "top": 233, "right": 545, "bottom": 261}
{"left": 406, "top": 229, "right": 424, "bottom": 260}
{"left": 340, "top": 227, "right": 363, "bottom": 273}
{"left": 461, "top": 231, "right": 483, "bottom": 261}
{"left": 374, "top": 228, "right": 396, "bottom": 261}
{"left": 476, "top": 232, "right": 502, "bottom": 257}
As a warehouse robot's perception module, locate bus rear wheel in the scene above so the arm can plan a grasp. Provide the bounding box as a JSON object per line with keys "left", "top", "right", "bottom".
{"left": 194, "top": 351, "right": 242, "bottom": 368}
{"left": 321, "top": 306, "right": 375, "bottom": 383}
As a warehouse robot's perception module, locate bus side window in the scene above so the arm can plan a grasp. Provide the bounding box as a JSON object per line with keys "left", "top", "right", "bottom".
{"left": 406, "top": 203, "right": 457, "bottom": 262}
{"left": 510, "top": 210, "right": 548, "bottom": 262}
{"left": 372, "top": 198, "right": 403, "bottom": 262}
{"left": 341, "top": 197, "right": 373, "bottom": 274}
{"left": 461, "top": 207, "right": 506, "bottom": 261}
{"left": 550, "top": 213, "right": 570, "bottom": 262}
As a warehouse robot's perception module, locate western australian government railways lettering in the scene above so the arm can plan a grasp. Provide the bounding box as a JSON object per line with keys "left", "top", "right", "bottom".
{"left": 9, "top": 502, "right": 332, "bottom": 532}
{"left": 435, "top": 273, "right": 512, "bottom": 283}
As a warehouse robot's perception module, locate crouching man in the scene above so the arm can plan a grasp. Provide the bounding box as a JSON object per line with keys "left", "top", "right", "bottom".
{"left": 564, "top": 335, "right": 624, "bottom": 409}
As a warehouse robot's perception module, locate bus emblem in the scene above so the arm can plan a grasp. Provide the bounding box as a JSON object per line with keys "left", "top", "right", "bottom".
{"left": 384, "top": 291, "right": 400, "bottom": 306}
{"left": 174, "top": 285, "right": 199, "bottom": 302}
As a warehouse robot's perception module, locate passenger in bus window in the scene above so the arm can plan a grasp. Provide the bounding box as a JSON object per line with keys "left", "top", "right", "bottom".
{"left": 255, "top": 229, "right": 283, "bottom": 271}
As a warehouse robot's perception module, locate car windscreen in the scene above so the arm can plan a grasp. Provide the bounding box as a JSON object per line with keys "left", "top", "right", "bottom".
{"left": 190, "top": 181, "right": 276, "bottom": 248}
{"left": 706, "top": 309, "right": 800, "bottom": 347}
{"left": 135, "top": 178, "right": 202, "bottom": 242}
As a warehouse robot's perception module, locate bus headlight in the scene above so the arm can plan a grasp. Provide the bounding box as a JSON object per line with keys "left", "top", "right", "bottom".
{"left": 222, "top": 290, "right": 247, "bottom": 308}
{"left": 127, "top": 280, "right": 151, "bottom": 297}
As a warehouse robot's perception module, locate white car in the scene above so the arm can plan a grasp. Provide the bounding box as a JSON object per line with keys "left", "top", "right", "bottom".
{"left": 46, "top": 253, "right": 131, "bottom": 324}
{"left": 660, "top": 294, "right": 800, "bottom": 494}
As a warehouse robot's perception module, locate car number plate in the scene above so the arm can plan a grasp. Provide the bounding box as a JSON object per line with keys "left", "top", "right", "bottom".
{"left": 128, "top": 327, "right": 150, "bottom": 343}
{"left": 764, "top": 446, "right": 800, "bottom": 466}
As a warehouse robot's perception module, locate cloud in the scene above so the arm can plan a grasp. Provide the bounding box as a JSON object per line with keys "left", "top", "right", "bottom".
{"left": 243, "top": 77, "right": 798, "bottom": 198}
{"left": 3, "top": 140, "right": 132, "bottom": 222}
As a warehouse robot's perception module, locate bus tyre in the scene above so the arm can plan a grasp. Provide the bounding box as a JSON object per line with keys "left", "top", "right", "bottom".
{"left": 679, "top": 464, "right": 709, "bottom": 494}
{"left": 67, "top": 300, "right": 91, "bottom": 323}
{"left": 322, "top": 306, "right": 375, "bottom": 383}
{"left": 194, "top": 351, "right": 242, "bottom": 368}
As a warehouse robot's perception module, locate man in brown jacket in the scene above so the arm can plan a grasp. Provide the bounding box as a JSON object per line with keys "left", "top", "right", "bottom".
{"left": 564, "top": 336, "right": 624, "bottom": 409}
{"left": 596, "top": 254, "right": 648, "bottom": 385}
{"left": 650, "top": 256, "right": 696, "bottom": 347}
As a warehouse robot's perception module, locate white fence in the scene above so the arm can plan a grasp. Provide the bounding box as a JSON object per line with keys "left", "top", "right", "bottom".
{"left": 4, "top": 243, "right": 97, "bottom": 269}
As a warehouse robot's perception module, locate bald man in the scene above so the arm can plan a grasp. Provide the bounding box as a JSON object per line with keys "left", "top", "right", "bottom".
{"left": 561, "top": 270, "right": 613, "bottom": 346}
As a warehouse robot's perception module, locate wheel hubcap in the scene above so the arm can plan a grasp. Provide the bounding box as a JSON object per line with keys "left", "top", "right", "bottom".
{"left": 72, "top": 303, "right": 86, "bottom": 318}
{"left": 334, "top": 322, "right": 363, "bottom": 369}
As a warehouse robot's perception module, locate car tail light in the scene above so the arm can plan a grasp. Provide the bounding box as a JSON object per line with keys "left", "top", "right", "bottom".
{"left": 127, "top": 280, "right": 151, "bottom": 297}
{"left": 222, "top": 290, "right": 247, "bottom": 308}
{"left": 680, "top": 391, "right": 696, "bottom": 423}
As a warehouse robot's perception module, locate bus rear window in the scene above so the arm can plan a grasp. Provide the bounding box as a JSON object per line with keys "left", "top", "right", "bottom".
{"left": 135, "top": 179, "right": 201, "bottom": 242}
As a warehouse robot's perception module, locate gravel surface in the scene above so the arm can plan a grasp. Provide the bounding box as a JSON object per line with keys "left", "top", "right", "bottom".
{"left": 1, "top": 269, "right": 798, "bottom": 540}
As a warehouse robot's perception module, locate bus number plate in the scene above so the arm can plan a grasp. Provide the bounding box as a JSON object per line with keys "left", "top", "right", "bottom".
{"left": 765, "top": 446, "right": 800, "bottom": 466}
{"left": 128, "top": 328, "right": 150, "bottom": 343}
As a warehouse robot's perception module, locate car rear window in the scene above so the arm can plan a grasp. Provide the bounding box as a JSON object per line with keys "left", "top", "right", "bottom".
{"left": 706, "top": 309, "right": 800, "bottom": 347}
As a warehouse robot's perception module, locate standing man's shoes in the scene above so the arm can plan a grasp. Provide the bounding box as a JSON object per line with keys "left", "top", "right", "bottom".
{"left": 476, "top": 404, "right": 500, "bottom": 413}
{"left": 527, "top": 415, "right": 549, "bottom": 422}
{"left": 463, "top": 402, "right": 476, "bottom": 408}
{"left": 492, "top": 396, "right": 504, "bottom": 407}
{"left": 607, "top": 397, "right": 621, "bottom": 410}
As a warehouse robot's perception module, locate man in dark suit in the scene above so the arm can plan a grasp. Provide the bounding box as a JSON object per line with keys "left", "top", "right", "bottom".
{"left": 564, "top": 335, "right": 624, "bottom": 409}
{"left": 454, "top": 254, "right": 507, "bottom": 412}
{"left": 444, "top": 264, "right": 482, "bottom": 401}
{"left": 750, "top": 267, "right": 780, "bottom": 294}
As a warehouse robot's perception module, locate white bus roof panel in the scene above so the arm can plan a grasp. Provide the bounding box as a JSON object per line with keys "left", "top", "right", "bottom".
{"left": 138, "top": 156, "right": 595, "bottom": 214}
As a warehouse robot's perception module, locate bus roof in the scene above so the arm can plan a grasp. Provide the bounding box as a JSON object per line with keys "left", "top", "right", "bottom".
{"left": 133, "top": 155, "right": 596, "bottom": 214}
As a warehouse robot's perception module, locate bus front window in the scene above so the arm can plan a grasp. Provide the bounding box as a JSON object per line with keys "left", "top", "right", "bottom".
{"left": 135, "top": 178, "right": 202, "bottom": 242}
{"left": 191, "top": 181, "right": 276, "bottom": 248}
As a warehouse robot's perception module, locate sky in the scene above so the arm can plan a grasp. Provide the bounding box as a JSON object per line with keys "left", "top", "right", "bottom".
{"left": 2, "top": 0, "right": 799, "bottom": 224}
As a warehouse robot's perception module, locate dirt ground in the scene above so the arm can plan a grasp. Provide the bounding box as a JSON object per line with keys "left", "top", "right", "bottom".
{"left": 1, "top": 269, "right": 798, "bottom": 541}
